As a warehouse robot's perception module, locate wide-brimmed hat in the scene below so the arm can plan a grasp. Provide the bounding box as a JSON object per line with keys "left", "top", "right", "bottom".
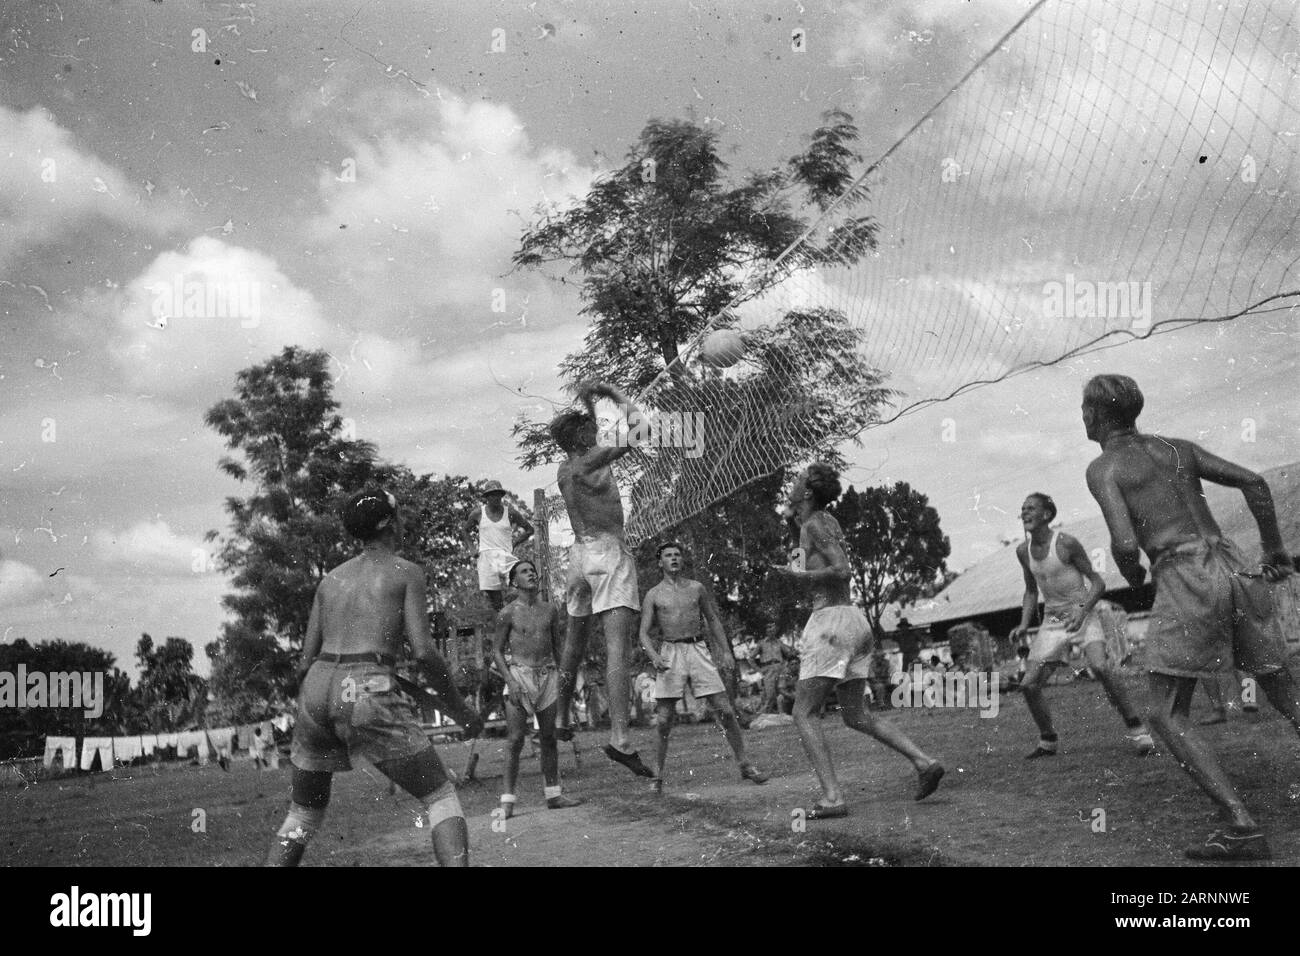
{"left": 479, "top": 480, "right": 505, "bottom": 497}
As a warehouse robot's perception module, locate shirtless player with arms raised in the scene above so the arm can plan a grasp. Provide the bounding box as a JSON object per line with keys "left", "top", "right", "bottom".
{"left": 550, "top": 382, "right": 655, "bottom": 778}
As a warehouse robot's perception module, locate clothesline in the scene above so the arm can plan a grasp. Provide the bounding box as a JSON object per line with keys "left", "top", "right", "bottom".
{"left": 42, "top": 720, "right": 280, "bottom": 772}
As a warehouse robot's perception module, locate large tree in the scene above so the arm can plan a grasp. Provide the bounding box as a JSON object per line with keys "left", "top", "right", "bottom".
{"left": 204, "top": 348, "right": 533, "bottom": 717}
{"left": 204, "top": 346, "right": 393, "bottom": 652}
{"left": 513, "top": 111, "right": 880, "bottom": 457}
{"left": 512, "top": 112, "right": 889, "bottom": 640}
{"left": 134, "top": 634, "right": 207, "bottom": 732}
{"left": 831, "top": 482, "right": 952, "bottom": 639}
{"left": 0, "top": 640, "right": 129, "bottom": 757}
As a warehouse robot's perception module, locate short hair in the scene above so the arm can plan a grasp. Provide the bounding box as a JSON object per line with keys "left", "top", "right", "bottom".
{"left": 804, "top": 463, "right": 843, "bottom": 508}
{"left": 1027, "top": 492, "right": 1057, "bottom": 522}
{"left": 1083, "top": 374, "right": 1144, "bottom": 427}
{"left": 550, "top": 408, "right": 594, "bottom": 453}
{"left": 507, "top": 559, "right": 535, "bottom": 585}
{"left": 342, "top": 488, "right": 397, "bottom": 541}
{"left": 656, "top": 541, "right": 684, "bottom": 560}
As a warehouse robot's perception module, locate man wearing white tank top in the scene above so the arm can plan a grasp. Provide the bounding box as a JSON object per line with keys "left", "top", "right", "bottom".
{"left": 463, "top": 480, "right": 534, "bottom": 610}
{"left": 1010, "top": 492, "right": 1154, "bottom": 759}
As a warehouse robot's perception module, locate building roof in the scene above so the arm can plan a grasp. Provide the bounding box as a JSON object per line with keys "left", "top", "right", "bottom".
{"left": 902, "top": 461, "right": 1300, "bottom": 628}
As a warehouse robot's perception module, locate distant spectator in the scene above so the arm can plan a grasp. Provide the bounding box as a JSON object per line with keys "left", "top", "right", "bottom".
{"left": 754, "top": 630, "right": 796, "bottom": 713}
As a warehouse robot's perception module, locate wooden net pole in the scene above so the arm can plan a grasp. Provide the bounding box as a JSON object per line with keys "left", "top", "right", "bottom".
{"left": 534, "top": 488, "right": 550, "bottom": 601}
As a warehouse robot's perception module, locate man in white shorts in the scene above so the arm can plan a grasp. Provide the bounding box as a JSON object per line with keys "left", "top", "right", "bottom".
{"left": 550, "top": 382, "right": 655, "bottom": 778}
{"left": 1010, "top": 492, "right": 1155, "bottom": 759}
{"left": 463, "top": 480, "right": 533, "bottom": 610}
{"left": 772, "top": 464, "right": 944, "bottom": 818}
{"left": 639, "top": 542, "right": 768, "bottom": 793}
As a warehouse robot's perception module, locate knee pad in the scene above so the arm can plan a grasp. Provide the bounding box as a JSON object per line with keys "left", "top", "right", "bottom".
{"left": 276, "top": 803, "right": 326, "bottom": 845}
{"left": 423, "top": 783, "right": 464, "bottom": 829}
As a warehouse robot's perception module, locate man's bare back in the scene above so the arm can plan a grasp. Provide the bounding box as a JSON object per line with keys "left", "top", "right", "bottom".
{"left": 315, "top": 552, "right": 423, "bottom": 659}
{"left": 801, "top": 511, "right": 853, "bottom": 610}
{"left": 644, "top": 579, "right": 708, "bottom": 641}
{"left": 1086, "top": 433, "right": 1233, "bottom": 560}
{"left": 499, "top": 599, "right": 560, "bottom": 668}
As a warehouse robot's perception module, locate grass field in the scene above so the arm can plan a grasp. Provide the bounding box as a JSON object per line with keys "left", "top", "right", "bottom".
{"left": 4, "top": 669, "right": 1298, "bottom": 866}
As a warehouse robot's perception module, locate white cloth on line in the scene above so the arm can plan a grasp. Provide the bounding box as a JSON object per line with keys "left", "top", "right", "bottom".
{"left": 80, "top": 737, "right": 113, "bottom": 771}
{"left": 207, "top": 727, "right": 235, "bottom": 756}
{"left": 113, "top": 736, "right": 143, "bottom": 762}
{"left": 140, "top": 734, "right": 159, "bottom": 756}
{"left": 177, "top": 730, "right": 209, "bottom": 763}
{"left": 43, "top": 736, "right": 77, "bottom": 769}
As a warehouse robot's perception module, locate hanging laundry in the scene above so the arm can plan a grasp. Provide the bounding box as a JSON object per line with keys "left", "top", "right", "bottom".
{"left": 140, "top": 734, "right": 159, "bottom": 756}
{"left": 177, "top": 730, "right": 208, "bottom": 764}
{"left": 80, "top": 737, "right": 113, "bottom": 772}
{"left": 113, "top": 737, "right": 143, "bottom": 763}
{"left": 207, "top": 727, "right": 235, "bottom": 756}
{"left": 43, "top": 736, "right": 77, "bottom": 769}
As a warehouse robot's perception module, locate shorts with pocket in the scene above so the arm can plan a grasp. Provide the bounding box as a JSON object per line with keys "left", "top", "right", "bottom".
{"left": 1145, "top": 536, "right": 1288, "bottom": 678}
{"left": 291, "top": 661, "right": 436, "bottom": 774}
{"left": 655, "top": 641, "right": 727, "bottom": 699}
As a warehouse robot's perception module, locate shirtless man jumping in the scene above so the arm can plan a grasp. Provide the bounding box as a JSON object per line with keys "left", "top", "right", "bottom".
{"left": 269, "top": 489, "right": 483, "bottom": 867}
{"left": 1010, "top": 492, "right": 1155, "bottom": 759}
{"left": 773, "top": 464, "right": 944, "bottom": 818}
{"left": 1083, "top": 374, "right": 1300, "bottom": 860}
{"left": 491, "top": 559, "right": 584, "bottom": 818}
{"left": 550, "top": 382, "right": 655, "bottom": 778}
{"left": 639, "top": 542, "right": 768, "bottom": 793}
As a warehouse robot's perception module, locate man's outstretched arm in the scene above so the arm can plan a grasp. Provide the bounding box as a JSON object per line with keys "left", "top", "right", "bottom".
{"left": 1086, "top": 461, "right": 1146, "bottom": 588}
{"left": 575, "top": 381, "right": 642, "bottom": 467}
{"left": 1192, "top": 444, "right": 1291, "bottom": 570}
{"left": 404, "top": 563, "right": 482, "bottom": 736}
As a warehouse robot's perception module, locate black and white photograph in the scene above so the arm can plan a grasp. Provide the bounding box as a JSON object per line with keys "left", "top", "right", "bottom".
{"left": 1, "top": 0, "right": 1298, "bottom": 903}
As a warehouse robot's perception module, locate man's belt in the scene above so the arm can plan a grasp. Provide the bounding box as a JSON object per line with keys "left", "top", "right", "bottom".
{"left": 314, "top": 652, "right": 396, "bottom": 666}
{"left": 663, "top": 637, "right": 705, "bottom": 644}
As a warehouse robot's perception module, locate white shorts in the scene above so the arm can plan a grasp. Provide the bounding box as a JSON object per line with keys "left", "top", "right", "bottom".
{"left": 565, "top": 534, "right": 640, "bottom": 616}
{"left": 655, "top": 641, "right": 727, "bottom": 700}
{"left": 1028, "top": 602, "right": 1109, "bottom": 665}
{"left": 798, "top": 605, "right": 873, "bottom": 683}
{"left": 478, "top": 548, "right": 518, "bottom": 592}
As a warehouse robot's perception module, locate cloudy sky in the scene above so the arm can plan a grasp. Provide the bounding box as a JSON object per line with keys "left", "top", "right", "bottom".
{"left": 2, "top": 0, "right": 1296, "bottom": 675}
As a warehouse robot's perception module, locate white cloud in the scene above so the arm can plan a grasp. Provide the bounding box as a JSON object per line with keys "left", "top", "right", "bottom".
{"left": 303, "top": 92, "right": 594, "bottom": 334}
{"left": 110, "top": 236, "right": 335, "bottom": 397}
{"left": 92, "top": 520, "right": 207, "bottom": 575}
{"left": 0, "top": 560, "right": 46, "bottom": 609}
{"left": 0, "top": 105, "right": 182, "bottom": 271}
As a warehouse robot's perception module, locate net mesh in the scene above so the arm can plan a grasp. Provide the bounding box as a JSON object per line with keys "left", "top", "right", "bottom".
{"left": 619, "top": 0, "right": 1300, "bottom": 546}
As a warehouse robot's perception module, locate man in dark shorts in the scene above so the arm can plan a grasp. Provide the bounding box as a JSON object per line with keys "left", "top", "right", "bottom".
{"left": 1083, "top": 374, "right": 1300, "bottom": 860}
{"left": 638, "top": 542, "right": 768, "bottom": 793}
{"left": 268, "top": 489, "right": 484, "bottom": 867}
{"left": 772, "top": 463, "right": 944, "bottom": 818}
{"left": 490, "top": 559, "right": 583, "bottom": 818}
